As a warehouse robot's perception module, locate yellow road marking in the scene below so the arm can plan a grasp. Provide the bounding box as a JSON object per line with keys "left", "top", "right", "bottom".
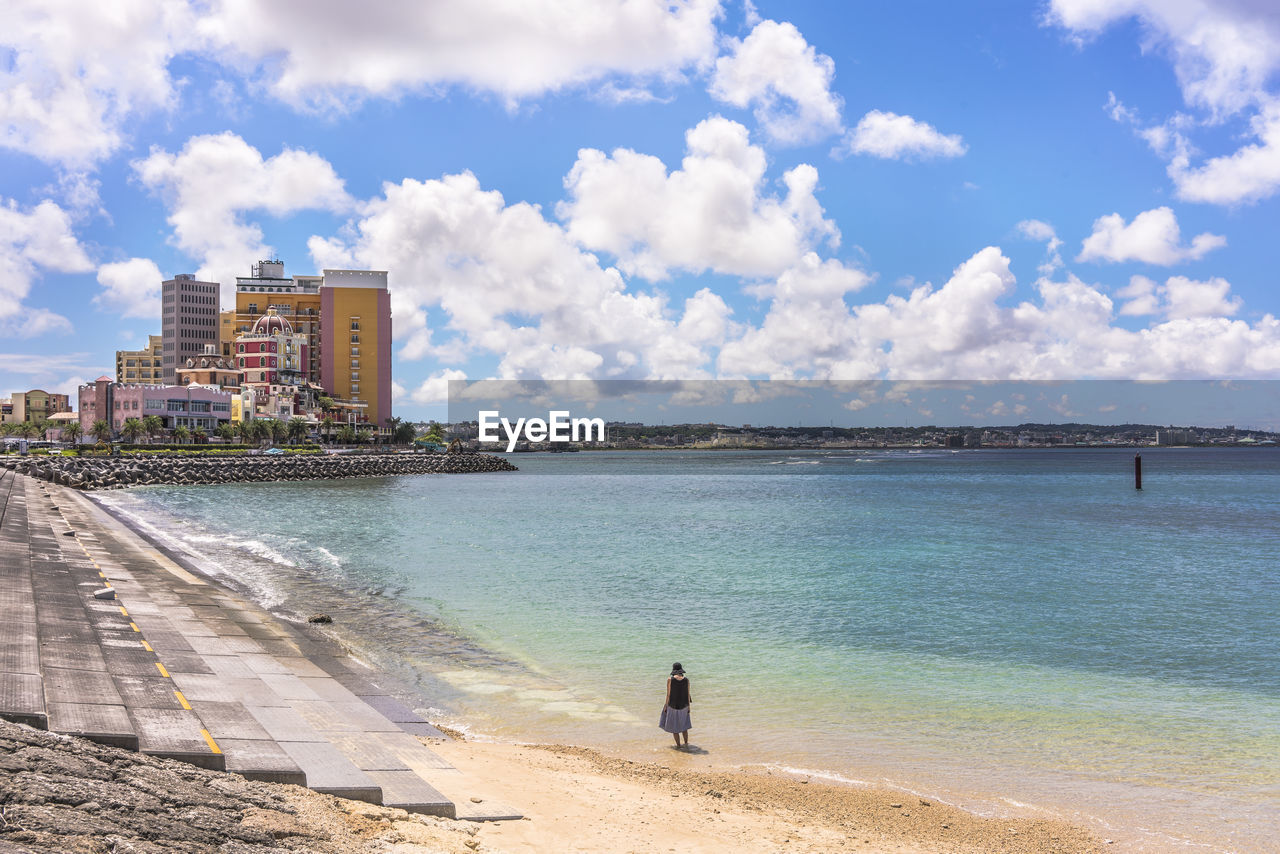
{"left": 130, "top": 622, "right": 139, "bottom": 632}
{"left": 140, "top": 640, "right": 153, "bottom": 652}
{"left": 155, "top": 662, "right": 170, "bottom": 678}
{"left": 174, "top": 691, "right": 192, "bottom": 710}
{"left": 119, "top": 606, "right": 128, "bottom": 616}
{"left": 199, "top": 729, "right": 221, "bottom": 755}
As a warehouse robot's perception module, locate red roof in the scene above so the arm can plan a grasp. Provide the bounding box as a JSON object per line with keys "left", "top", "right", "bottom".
{"left": 95, "top": 375, "right": 113, "bottom": 382}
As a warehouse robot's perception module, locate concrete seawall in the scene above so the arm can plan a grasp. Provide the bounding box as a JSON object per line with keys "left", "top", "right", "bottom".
{"left": 1, "top": 452, "right": 517, "bottom": 490}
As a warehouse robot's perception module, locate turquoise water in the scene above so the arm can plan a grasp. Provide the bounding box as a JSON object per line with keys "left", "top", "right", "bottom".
{"left": 98, "top": 449, "right": 1280, "bottom": 850}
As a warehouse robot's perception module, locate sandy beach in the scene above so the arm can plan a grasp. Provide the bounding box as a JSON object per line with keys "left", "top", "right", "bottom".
{"left": 0, "top": 716, "right": 1102, "bottom": 853}
{"left": 0, "top": 466, "right": 1105, "bottom": 851}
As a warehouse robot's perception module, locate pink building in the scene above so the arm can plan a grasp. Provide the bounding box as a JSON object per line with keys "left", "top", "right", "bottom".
{"left": 79, "top": 377, "right": 233, "bottom": 437}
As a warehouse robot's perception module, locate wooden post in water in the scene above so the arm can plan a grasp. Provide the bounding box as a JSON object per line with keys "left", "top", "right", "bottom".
{"left": 1134, "top": 452, "right": 1142, "bottom": 490}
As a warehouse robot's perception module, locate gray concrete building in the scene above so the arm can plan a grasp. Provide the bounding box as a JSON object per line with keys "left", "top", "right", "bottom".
{"left": 161, "top": 274, "right": 220, "bottom": 384}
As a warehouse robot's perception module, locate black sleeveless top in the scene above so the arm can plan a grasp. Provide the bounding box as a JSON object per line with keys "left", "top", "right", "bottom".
{"left": 668, "top": 677, "right": 689, "bottom": 710}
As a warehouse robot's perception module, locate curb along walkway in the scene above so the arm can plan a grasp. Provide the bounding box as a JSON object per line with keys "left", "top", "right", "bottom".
{"left": 0, "top": 468, "right": 519, "bottom": 821}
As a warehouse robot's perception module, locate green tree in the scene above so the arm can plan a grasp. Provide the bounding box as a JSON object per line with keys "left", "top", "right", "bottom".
{"left": 234, "top": 419, "right": 255, "bottom": 444}
{"left": 321, "top": 416, "right": 334, "bottom": 443}
{"left": 90, "top": 419, "right": 112, "bottom": 444}
{"left": 215, "top": 422, "right": 235, "bottom": 442}
{"left": 60, "top": 420, "right": 83, "bottom": 446}
{"left": 424, "top": 421, "right": 445, "bottom": 443}
{"left": 143, "top": 415, "right": 164, "bottom": 444}
{"left": 318, "top": 395, "right": 334, "bottom": 412}
{"left": 16, "top": 421, "right": 40, "bottom": 441}
{"left": 172, "top": 425, "right": 190, "bottom": 444}
{"left": 121, "top": 417, "right": 145, "bottom": 444}
{"left": 286, "top": 416, "right": 309, "bottom": 445}
{"left": 394, "top": 421, "right": 417, "bottom": 445}
{"left": 336, "top": 424, "right": 356, "bottom": 444}
{"left": 264, "top": 418, "right": 287, "bottom": 446}
{"left": 192, "top": 427, "right": 208, "bottom": 444}
{"left": 357, "top": 428, "right": 372, "bottom": 445}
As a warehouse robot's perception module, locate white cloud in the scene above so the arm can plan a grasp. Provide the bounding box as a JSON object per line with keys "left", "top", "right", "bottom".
{"left": 0, "top": 198, "right": 92, "bottom": 337}
{"left": 839, "top": 110, "right": 966, "bottom": 160}
{"left": 1016, "top": 219, "right": 1064, "bottom": 274}
{"left": 199, "top": 0, "right": 721, "bottom": 109}
{"left": 1166, "top": 101, "right": 1280, "bottom": 204}
{"left": 1049, "top": 0, "right": 1280, "bottom": 118}
{"left": 134, "top": 133, "right": 352, "bottom": 302}
{"left": 0, "top": 0, "right": 720, "bottom": 167}
{"left": 558, "top": 116, "right": 838, "bottom": 280}
{"left": 409, "top": 369, "right": 470, "bottom": 405}
{"left": 708, "top": 20, "right": 843, "bottom": 145}
{"left": 1162, "top": 275, "right": 1242, "bottom": 319}
{"left": 719, "top": 244, "right": 1280, "bottom": 381}
{"left": 1077, "top": 207, "right": 1226, "bottom": 265}
{"left": 0, "top": 0, "right": 192, "bottom": 167}
{"left": 1049, "top": 0, "right": 1280, "bottom": 204}
{"left": 1116, "top": 275, "right": 1162, "bottom": 316}
{"left": 95, "top": 257, "right": 164, "bottom": 319}
{"left": 313, "top": 169, "right": 732, "bottom": 382}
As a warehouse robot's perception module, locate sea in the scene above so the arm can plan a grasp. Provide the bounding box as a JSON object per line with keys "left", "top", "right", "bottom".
{"left": 94, "top": 448, "right": 1280, "bottom": 852}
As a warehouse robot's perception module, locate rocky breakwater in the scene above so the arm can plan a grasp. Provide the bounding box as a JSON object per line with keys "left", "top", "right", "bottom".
{"left": 0, "top": 452, "right": 517, "bottom": 490}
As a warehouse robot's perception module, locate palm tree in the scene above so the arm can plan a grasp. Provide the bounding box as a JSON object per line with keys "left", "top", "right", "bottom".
{"left": 234, "top": 419, "right": 255, "bottom": 444}
{"left": 143, "top": 415, "right": 164, "bottom": 444}
{"left": 91, "top": 419, "right": 112, "bottom": 444}
{"left": 267, "top": 418, "right": 288, "bottom": 446}
{"left": 286, "top": 416, "right": 309, "bottom": 445}
{"left": 386, "top": 416, "right": 402, "bottom": 444}
{"left": 321, "top": 416, "right": 334, "bottom": 444}
{"left": 336, "top": 424, "right": 356, "bottom": 445}
{"left": 215, "top": 423, "right": 235, "bottom": 442}
{"left": 357, "top": 428, "right": 372, "bottom": 445}
{"left": 16, "top": 421, "right": 40, "bottom": 441}
{"left": 60, "top": 420, "right": 83, "bottom": 447}
{"left": 192, "top": 427, "right": 207, "bottom": 445}
{"left": 172, "top": 425, "right": 190, "bottom": 444}
{"left": 121, "top": 417, "right": 145, "bottom": 444}
{"left": 395, "top": 420, "right": 419, "bottom": 445}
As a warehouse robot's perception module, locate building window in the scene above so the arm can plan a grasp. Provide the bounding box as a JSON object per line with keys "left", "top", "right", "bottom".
{"left": 190, "top": 401, "right": 210, "bottom": 413}
{"left": 350, "top": 347, "right": 359, "bottom": 356}
{"left": 167, "top": 400, "right": 186, "bottom": 412}
{"left": 351, "top": 372, "right": 359, "bottom": 381}
{"left": 350, "top": 319, "right": 360, "bottom": 331}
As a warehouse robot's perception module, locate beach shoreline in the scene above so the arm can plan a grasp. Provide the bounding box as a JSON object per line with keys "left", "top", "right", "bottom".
{"left": 27, "top": 476, "right": 1123, "bottom": 852}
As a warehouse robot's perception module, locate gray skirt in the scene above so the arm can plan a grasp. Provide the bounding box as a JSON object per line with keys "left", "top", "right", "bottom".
{"left": 659, "top": 705, "right": 691, "bottom": 733}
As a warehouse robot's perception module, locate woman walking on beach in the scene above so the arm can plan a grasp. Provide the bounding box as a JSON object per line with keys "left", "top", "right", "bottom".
{"left": 659, "top": 663, "right": 692, "bottom": 748}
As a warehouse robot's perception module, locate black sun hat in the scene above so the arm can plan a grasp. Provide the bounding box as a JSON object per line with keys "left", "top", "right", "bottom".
{"left": 671, "top": 663, "right": 685, "bottom": 675}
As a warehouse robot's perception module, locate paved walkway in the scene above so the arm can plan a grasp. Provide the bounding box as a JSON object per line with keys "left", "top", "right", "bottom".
{"left": 0, "top": 467, "right": 518, "bottom": 821}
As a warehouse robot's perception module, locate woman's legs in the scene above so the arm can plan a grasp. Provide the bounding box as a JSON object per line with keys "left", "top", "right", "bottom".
{"left": 672, "top": 732, "right": 682, "bottom": 747}
{"left": 681, "top": 730, "right": 689, "bottom": 746}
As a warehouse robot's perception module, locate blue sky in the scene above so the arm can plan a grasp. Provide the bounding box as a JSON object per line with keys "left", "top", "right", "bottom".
{"left": 2, "top": 0, "right": 1279, "bottom": 422}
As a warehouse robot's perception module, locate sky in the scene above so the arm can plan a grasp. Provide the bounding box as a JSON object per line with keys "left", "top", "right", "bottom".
{"left": 2, "top": 0, "right": 1279, "bottom": 424}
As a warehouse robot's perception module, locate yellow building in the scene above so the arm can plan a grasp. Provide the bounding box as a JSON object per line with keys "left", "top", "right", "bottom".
{"left": 115, "top": 335, "right": 164, "bottom": 385}
{"left": 233, "top": 261, "right": 391, "bottom": 427}
{"left": 219, "top": 310, "right": 239, "bottom": 358}
{"left": 320, "top": 269, "right": 391, "bottom": 427}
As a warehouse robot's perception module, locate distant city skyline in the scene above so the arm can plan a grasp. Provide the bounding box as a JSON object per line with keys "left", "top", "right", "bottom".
{"left": 3, "top": 2, "right": 1279, "bottom": 421}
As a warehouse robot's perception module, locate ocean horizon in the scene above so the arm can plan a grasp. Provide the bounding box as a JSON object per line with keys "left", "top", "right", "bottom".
{"left": 95, "top": 447, "right": 1280, "bottom": 852}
